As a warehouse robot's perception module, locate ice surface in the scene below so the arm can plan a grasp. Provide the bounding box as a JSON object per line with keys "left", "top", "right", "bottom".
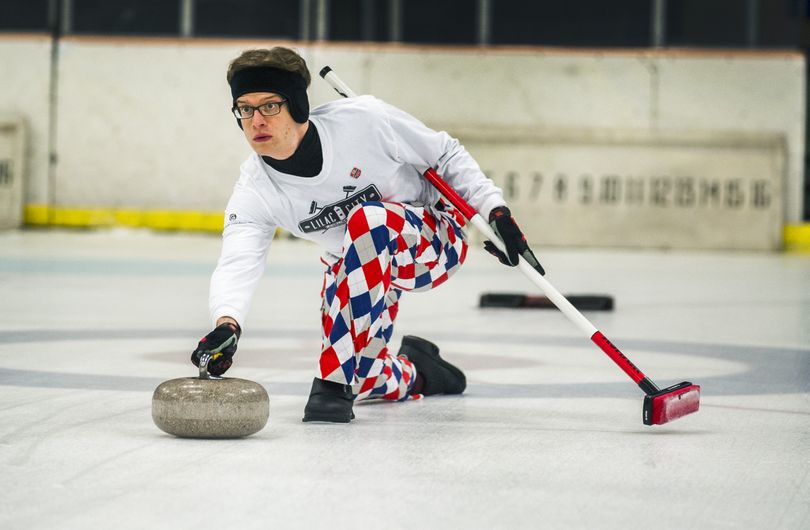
{"left": 0, "top": 230, "right": 809, "bottom": 529}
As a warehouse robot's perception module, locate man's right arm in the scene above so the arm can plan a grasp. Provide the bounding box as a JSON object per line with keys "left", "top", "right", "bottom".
{"left": 209, "top": 185, "right": 277, "bottom": 329}
{"left": 192, "top": 182, "right": 276, "bottom": 376}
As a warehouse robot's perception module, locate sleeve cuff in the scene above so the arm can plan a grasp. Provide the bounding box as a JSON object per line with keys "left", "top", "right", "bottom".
{"left": 477, "top": 196, "right": 508, "bottom": 223}
{"left": 211, "top": 307, "right": 245, "bottom": 330}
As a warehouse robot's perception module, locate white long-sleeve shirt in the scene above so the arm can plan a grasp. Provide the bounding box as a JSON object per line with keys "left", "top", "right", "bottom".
{"left": 209, "top": 95, "right": 505, "bottom": 327}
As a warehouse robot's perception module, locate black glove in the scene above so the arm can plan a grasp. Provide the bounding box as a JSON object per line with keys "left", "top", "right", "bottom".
{"left": 191, "top": 322, "right": 241, "bottom": 376}
{"left": 484, "top": 206, "right": 545, "bottom": 275}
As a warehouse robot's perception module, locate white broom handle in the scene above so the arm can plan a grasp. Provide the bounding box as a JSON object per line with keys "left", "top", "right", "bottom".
{"left": 468, "top": 214, "right": 597, "bottom": 336}
{"left": 320, "top": 67, "right": 358, "bottom": 98}
{"left": 318, "top": 67, "right": 600, "bottom": 338}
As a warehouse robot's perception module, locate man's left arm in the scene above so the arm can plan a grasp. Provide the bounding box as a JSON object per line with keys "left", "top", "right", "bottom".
{"left": 379, "top": 100, "right": 544, "bottom": 274}
{"left": 378, "top": 100, "right": 503, "bottom": 219}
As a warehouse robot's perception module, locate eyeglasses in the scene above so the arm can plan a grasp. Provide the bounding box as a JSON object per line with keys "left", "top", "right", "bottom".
{"left": 231, "top": 99, "right": 287, "bottom": 119}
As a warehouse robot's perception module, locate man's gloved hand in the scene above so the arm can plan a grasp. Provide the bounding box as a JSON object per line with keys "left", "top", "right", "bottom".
{"left": 191, "top": 322, "right": 241, "bottom": 376}
{"left": 483, "top": 206, "right": 546, "bottom": 275}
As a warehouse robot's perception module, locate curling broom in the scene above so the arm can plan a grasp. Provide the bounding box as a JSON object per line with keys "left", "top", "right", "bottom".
{"left": 320, "top": 66, "right": 700, "bottom": 426}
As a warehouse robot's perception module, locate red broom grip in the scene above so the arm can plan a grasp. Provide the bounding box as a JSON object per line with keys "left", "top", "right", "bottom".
{"left": 423, "top": 168, "right": 478, "bottom": 220}
{"left": 591, "top": 331, "right": 646, "bottom": 383}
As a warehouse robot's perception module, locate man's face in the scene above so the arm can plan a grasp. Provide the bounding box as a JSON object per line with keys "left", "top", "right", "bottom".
{"left": 235, "top": 92, "right": 299, "bottom": 159}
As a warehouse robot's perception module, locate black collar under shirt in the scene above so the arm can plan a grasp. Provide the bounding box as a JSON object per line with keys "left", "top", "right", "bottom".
{"left": 261, "top": 121, "right": 323, "bottom": 178}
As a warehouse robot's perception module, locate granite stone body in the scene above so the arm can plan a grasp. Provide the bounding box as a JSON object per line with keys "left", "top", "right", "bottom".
{"left": 152, "top": 377, "right": 269, "bottom": 438}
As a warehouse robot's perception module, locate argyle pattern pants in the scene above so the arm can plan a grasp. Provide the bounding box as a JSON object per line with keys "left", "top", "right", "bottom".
{"left": 318, "top": 201, "right": 467, "bottom": 401}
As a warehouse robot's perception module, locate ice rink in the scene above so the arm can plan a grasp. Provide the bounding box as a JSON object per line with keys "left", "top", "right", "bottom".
{"left": 1, "top": 228, "right": 808, "bottom": 529}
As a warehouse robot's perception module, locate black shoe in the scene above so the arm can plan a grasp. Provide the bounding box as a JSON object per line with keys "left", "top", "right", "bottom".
{"left": 399, "top": 336, "right": 466, "bottom": 396}
{"left": 302, "top": 378, "right": 355, "bottom": 423}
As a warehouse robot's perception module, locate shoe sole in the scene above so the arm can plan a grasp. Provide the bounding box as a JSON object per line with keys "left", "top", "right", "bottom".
{"left": 302, "top": 411, "right": 355, "bottom": 423}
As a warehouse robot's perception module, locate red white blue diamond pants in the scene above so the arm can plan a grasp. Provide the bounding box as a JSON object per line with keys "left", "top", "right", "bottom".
{"left": 318, "top": 201, "right": 467, "bottom": 401}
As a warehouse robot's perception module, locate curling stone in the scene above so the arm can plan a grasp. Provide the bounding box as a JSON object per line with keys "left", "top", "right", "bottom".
{"left": 152, "top": 353, "right": 269, "bottom": 438}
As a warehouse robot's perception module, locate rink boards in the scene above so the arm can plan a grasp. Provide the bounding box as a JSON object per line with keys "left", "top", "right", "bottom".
{"left": 454, "top": 127, "right": 785, "bottom": 250}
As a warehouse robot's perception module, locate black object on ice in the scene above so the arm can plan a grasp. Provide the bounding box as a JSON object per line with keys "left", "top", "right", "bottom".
{"left": 479, "top": 293, "right": 614, "bottom": 311}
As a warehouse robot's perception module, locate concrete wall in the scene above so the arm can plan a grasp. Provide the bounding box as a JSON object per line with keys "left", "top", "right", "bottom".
{"left": 0, "top": 36, "right": 805, "bottom": 247}
{"left": 454, "top": 126, "right": 785, "bottom": 250}
{"left": 0, "top": 35, "right": 52, "bottom": 206}
{"left": 53, "top": 37, "right": 250, "bottom": 210}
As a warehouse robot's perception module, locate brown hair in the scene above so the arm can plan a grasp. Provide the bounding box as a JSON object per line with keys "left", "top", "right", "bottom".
{"left": 226, "top": 47, "right": 311, "bottom": 87}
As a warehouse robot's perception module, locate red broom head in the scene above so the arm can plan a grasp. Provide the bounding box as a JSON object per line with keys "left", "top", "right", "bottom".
{"left": 643, "top": 382, "right": 701, "bottom": 425}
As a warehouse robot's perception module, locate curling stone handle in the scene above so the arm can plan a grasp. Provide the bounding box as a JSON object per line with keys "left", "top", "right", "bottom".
{"left": 198, "top": 352, "right": 212, "bottom": 379}
{"left": 198, "top": 352, "right": 222, "bottom": 380}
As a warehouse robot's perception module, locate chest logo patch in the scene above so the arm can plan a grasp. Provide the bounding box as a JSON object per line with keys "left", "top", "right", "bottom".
{"left": 298, "top": 184, "right": 382, "bottom": 234}
{"left": 350, "top": 167, "right": 362, "bottom": 179}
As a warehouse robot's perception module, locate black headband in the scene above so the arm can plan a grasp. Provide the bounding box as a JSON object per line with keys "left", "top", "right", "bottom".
{"left": 229, "top": 67, "right": 309, "bottom": 124}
